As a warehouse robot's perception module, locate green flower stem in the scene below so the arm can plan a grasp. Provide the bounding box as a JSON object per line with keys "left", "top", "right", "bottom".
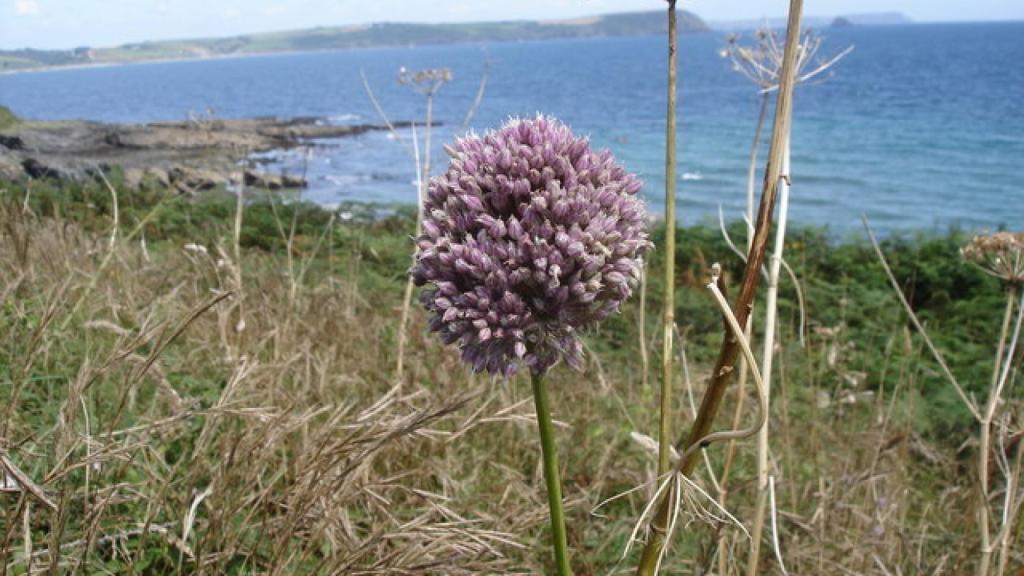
{"left": 531, "top": 370, "right": 573, "bottom": 576}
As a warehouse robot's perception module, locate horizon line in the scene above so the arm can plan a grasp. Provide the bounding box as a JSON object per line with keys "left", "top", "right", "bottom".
{"left": 3, "top": 9, "right": 1022, "bottom": 53}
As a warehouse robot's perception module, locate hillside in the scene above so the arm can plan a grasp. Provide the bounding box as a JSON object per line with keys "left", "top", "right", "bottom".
{"left": 0, "top": 9, "right": 709, "bottom": 72}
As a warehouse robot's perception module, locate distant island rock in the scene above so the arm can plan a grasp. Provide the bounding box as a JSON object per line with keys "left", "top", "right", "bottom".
{"left": 831, "top": 17, "right": 854, "bottom": 28}
{"left": 710, "top": 11, "right": 911, "bottom": 31}
{"left": 0, "top": 9, "right": 710, "bottom": 73}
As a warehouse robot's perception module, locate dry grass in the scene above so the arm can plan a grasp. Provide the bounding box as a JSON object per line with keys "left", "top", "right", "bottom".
{"left": 0, "top": 200, "right": 543, "bottom": 574}
{"left": 0, "top": 191, "right": 1021, "bottom": 574}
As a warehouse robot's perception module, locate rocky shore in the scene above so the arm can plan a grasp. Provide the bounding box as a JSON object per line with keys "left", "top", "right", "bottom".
{"left": 0, "top": 115, "right": 419, "bottom": 194}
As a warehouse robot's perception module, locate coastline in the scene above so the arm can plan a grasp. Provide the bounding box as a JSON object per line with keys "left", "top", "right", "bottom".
{"left": 0, "top": 114, "right": 430, "bottom": 193}
{"left": 0, "top": 8, "right": 716, "bottom": 76}
{"left": 0, "top": 23, "right": 715, "bottom": 76}
{"left": 0, "top": 34, "right": 672, "bottom": 77}
{"left": 0, "top": 48, "right": 330, "bottom": 76}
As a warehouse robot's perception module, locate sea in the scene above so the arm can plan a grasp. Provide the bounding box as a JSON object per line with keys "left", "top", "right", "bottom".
{"left": 1, "top": 22, "right": 1022, "bottom": 234}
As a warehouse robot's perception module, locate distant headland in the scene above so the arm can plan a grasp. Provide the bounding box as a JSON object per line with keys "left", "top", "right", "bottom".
{"left": 0, "top": 9, "right": 912, "bottom": 74}
{"left": 0, "top": 9, "right": 712, "bottom": 73}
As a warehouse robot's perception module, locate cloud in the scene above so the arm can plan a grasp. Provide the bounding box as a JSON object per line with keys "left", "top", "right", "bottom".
{"left": 14, "top": 0, "right": 40, "bottom": 15}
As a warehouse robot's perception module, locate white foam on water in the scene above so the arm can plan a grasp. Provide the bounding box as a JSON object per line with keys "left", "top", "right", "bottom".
{"left": 327, "top": 113, "right": 360, "bottom": 124}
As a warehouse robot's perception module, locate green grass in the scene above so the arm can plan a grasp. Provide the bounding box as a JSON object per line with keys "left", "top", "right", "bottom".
{"left": 0, "top": 105, "right": 18, "bottom": 130}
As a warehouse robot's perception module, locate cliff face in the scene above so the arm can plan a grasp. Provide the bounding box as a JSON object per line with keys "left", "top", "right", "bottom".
{"left": 0, "top": 10, "right": 710, "bottom": 72}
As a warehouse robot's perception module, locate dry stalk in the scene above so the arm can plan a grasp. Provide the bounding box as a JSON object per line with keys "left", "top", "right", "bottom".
{"left": 626, "top": 267, "right": 766, "bottom": 574}
{"left": 867, "top": 221, "right": 1024, "bottom": 576}
{"left": 721, "top": 22, "right": 851, "bottom": 574}
{"left": 979, "top": 287, "right": 1023, "bottom": 576}
{"left": 92, "top": 167, "right": 119, "bottom": 251}
{"left": 747, "top": 151, "right": 792, "bottom": 575}
{"left": 360, "top": 66, "right": 492, "bottom": 384}
{"left": 634, "top": 1, "right": 805, "bottom": 572}
{"left": 640, "top": 265, "right": 650, "bottom": 391}
{"left": 715, "top": 90, "right": 769, "bottom": 572}
{"left": 0, "top": 451, "right": 56, "bottom": 511}
{"left": 231, "top": 173, "right": 246, "bottom": 338}
{"left": 395, "top": 68, "right": 450, "bottom": 383}
{"left": 656, "top": 0, "right": 680, "bottom": 486}
{"left": 995, "top": 427, "right": 1024, "bottom": 576}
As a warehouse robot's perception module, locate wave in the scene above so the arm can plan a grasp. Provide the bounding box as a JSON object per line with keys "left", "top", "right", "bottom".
{"left": 326, "top": 113, "right": 361, "bottom": 125}
{"left": 322, "top": 171, "right": 408, "bottom": 187}
{"left": 323, "top": 174, "right": 370, "bottom": 186}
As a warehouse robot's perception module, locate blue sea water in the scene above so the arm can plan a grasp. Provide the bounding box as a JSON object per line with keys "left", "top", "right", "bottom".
{"left": 1, "top": 22, "right": 1022, "bottom": 234}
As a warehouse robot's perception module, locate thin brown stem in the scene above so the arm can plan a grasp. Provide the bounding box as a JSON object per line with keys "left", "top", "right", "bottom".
{"left": 634, "top": 0, "right": 804, "bottom": 572}
{"left": 747, "top": 93, "right": 770, "bottom": 243}
{"left": 640, "top": 265, "right": 650, "bottom": 391}
{"left": 396, "top": 96, "right": 432, "bottom": 382}
{"left": 863, "top": 217, "right": 981, "bottom": 421}
{"left": 656, "top": 0, "right": 679, "bottom": 481}
{"left": 717, "top": 79, "right": 769, "bottom": 576}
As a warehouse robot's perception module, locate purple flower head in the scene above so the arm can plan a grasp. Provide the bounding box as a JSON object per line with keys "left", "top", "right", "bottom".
{"left": 411, "top": 116, "right": 652, "bottom": 376}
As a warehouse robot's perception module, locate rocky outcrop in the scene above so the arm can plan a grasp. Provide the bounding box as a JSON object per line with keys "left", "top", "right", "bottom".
{"left": 243, "top": 170, "right": 307, "bottom": 190}
{"left": 0, "top": 134, "right": 24, "bottom": 150}
{"left": 0, "top": 116, "right": 426, "bottom": 193}
{"left": 168, "top": 166, "right": 230, "bottom": 194}
{"left": 22, "top": 157, "right": 69, "bottom": 180}
{"left": 0, "top": 154, "right": 22, "bottom": 180}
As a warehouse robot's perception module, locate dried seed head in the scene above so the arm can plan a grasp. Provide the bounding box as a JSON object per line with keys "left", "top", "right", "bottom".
{"left": 411, "top": 115, "right": 651, "bottom": 376}
{"left": 398, "top": 67, "right": 452, "bottom": 96}
{"left": 961, "top": 231, "right": 1024, "bottom": 285}
{"left": 721, "top": 26, "right": 851, "bottom": 90}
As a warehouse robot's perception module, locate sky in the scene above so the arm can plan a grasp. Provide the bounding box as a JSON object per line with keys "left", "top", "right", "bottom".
{"left": 3, "top": 0, "right": 1023, "bottom": 50}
